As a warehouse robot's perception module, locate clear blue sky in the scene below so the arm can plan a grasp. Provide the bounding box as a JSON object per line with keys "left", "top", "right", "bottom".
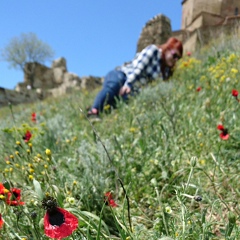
{"left": 0, "top": 1, "right": 182, "bottom": 90}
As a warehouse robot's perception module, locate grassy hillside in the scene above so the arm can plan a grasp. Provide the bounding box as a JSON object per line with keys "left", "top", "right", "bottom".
{"left": 0, "top": 37, "right": 240, "bottom": 239}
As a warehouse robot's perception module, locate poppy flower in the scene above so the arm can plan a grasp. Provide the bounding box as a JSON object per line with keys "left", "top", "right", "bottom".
{"left": 104, "top": 192, "right": 118, "bottom": 207}
{"left": 42, "top": 196, "right": 78, "bottom": 239}
{"left": 196, "top": 87, "right": 202, "bottom": 92}
{"left": 6, "top": 188, "right": 25, "bottom": 206}
{"left": 217, "top": 124, "right": 229, "bottom": 140}
{"left": 232, "top": 89, "right": 240, "bottom": 102}
{"left": 0, "top": 183, "right": 10, "bottom": 198}
{"left": 0, "top": 183, "right": 5, "bottom": 194}
{"left": 232, "top": 89, "right": 238, "bottom": 97}
{"left": 31, "top": 113, "right": 37, "bottom": 123}
{"left": 23, "top": 130, "right": 32, "bottom": 142}
{"left": 0, "top": 214, "right": 4, "bottom": 228}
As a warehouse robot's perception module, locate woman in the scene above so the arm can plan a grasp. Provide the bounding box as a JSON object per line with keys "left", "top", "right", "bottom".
{"left": 87, "top": 37, "right": 183, "bottom": 120}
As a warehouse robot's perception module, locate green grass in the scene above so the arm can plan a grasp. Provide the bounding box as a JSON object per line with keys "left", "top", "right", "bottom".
{"left": 0, "top": 38, "right": 240, "bottom": 239}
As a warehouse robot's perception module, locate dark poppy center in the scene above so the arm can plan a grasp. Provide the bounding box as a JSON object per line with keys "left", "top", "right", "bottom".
{"left": 48, "top": 209, "right": 65, "bottom": 226}
{"left": 13, "top": 192, "right": 19, "bottom": 198}
{"left": 222, "top": 129, "right": 228, "bottom": 136}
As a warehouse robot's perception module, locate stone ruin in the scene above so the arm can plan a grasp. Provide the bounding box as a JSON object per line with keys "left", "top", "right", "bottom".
{"left": 0, "top": 57, "right": 103, "bottom": 108}
{"left": 137, "top": 14, "right": 172, "bottom": 52}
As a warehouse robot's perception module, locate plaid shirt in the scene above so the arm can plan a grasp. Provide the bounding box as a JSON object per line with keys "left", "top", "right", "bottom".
{"left": 118, "top": 44, "right": 162, "bottom": 88}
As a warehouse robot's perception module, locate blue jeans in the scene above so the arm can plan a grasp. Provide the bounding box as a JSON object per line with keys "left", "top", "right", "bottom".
{"left": 92, "top": 70, "right": 127, "bottom": 112}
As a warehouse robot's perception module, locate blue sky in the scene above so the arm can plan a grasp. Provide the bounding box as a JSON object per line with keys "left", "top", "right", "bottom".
{"left": 0, "top": 1, "right": 182, "bottom": 90}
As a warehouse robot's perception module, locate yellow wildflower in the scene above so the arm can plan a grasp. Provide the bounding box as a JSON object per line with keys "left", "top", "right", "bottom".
{"left": 72, "top": 136, "right": 77, "bottom": 141}
{"left": 4, "top": 189, "right": 9, "bottom": 193}
{"left": 228, "top": 53, "right": 237, "bottom": 63}
{"left": 199, "top": 159, "right": 206, "bottom": 165}
{"left": 104, "top": 104, "right": 110, "bottom": 111}
{"left": 0, "top": 195, "right": 5, "bottom": 200}
{"left": 231, "top": 68, "right": 238, "bottom": 74}
{"left": 129, "top": 127, "right": 137, "bottom": 133}
{"left": 45, "top": 149, "right": 51, "bottom": 156}
{"left": 73, "top": 180, "right": 77, "bottom": 185}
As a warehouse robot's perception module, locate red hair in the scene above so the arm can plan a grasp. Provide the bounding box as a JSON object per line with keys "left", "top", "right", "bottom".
{"left": 159, "top": 37, "right": 183, "bottom": 80}
{"left": 160, "top": 37, "right": 183, "bottom": 57}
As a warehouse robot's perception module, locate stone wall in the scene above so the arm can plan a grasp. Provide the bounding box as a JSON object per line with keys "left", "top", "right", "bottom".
{"left": 178, "top": 19, "right": 240, "bottom": 53}
{"left": 182, "top": 0, "right": 240, "bottom": 30}
{"left": 136, "top": 14, "right": 172, "bottom": 52}
{"left": 179, "top": 0, "right": 240, "bottom": 54}
{"left": 221, "top": 0, "right": 240, "bottom": 18}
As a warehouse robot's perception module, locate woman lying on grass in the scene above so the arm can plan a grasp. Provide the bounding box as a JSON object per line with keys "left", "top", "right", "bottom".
{"left": 87, "top": 37, "right": 183, "bottom": 121}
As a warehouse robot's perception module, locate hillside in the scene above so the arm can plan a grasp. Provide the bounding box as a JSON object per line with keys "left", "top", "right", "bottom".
{"left": 0, "top": 36, "right": 240, "bottom": 239}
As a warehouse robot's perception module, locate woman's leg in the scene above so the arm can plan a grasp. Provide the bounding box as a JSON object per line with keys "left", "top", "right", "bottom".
{"left": 91, "top": 70, "right": 126, "bottom": 112}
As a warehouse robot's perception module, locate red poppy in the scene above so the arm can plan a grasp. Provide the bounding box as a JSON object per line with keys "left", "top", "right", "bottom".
{"left": 217, "top": 124, "right": 229, "bottom": 140}
{"left": 0, "top": 214, "right": 4, "bottom": 228}
{"left": 104, "top": 191, "right": 113, "bottom": 199}
{"left": 23, "top": 130, "right": 32, "bottom": 142}
{"left": 6, "top": 188, "right": 25, "bottom": 206}
{"left": 217, "top": 125, "right": 224, "bottom": 131}
{"left": 196, "top": 87, "right": 202, "bottom": 92}
{"left": 108, "top": 199, "right": 118, "bottom": 207}
{"left": 104, "top": 192, "right": 118, "bottom": 207}
{"left": 42, "top": 196, "right": 78, "bottom": 239}
{"left": 31, "top": 113, "right": 37, "bottom": 123}
{"left": 187, "top": 52, "right": 191, "bottom": 56}
{"left": 232, "top": 89, "right": 238, "bottom": 97}
{"left": 0, "top": 183, "right": 5, "bottom": 194}
{"left": 44, "top": 207, "right": 78, "bottom": 239}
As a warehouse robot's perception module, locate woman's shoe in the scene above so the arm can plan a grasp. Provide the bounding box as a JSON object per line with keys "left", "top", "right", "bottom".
{"left": 87, "top": 111, "right": 101, "bottom": 123}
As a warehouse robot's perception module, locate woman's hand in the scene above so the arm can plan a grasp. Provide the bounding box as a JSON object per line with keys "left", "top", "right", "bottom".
{"left": 119, "top": 85, "right": 131, "bottom": 96}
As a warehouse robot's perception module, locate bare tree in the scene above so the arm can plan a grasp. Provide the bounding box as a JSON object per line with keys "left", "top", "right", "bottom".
{"left": 1, "top": 32, "right": 54, "bottom": 89}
